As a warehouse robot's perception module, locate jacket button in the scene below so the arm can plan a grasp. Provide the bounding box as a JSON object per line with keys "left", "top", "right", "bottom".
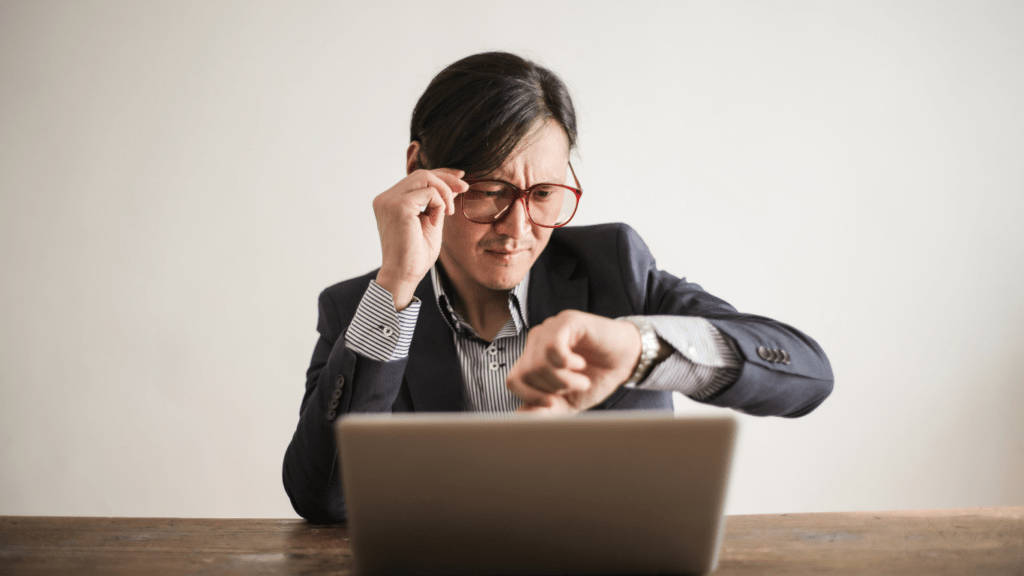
{"left": 332, "top": 387, "right": 342, "bottom": 399}
{"left": 757, "top": 346, "right": 771, "bottom": 360}
{"left": 780, "top": 350, "right": 791, "bottom": 364}
{"left": 336, "top": 375, "right": 345, "bottom": 387}
{"left": 326, "top": 410, "right": 337, "bottom": 420}
{"left": 329, "top": 398, "right": 339, "bottom": 409}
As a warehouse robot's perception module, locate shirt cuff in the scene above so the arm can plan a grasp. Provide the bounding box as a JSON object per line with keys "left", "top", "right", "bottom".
{"left": 630, "top": 316, "right": 741, "bottom": 400}
{"left": 344, "top": 280, "right": 421, "bottom": 362}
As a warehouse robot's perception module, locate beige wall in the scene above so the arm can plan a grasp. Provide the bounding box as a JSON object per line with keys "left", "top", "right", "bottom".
{"left": 1, "top": 0, "right": 1022, "bottom": 518}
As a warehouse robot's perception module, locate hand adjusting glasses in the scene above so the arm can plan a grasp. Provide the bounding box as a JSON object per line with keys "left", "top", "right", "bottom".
{"left": 461, "top": 162, "right": 582, "bottom": 228}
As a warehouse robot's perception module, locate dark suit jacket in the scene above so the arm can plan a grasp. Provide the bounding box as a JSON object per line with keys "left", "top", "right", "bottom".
{"left": 283, "top": 223, "right": 833, "bottom": 523}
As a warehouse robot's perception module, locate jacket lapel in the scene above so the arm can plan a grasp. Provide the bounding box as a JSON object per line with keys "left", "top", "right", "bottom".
{"left": 528, "top": 242, "right": 631, "bottom": 410}
{"left": 528, "top": 243, "right": 589, "bottom": 327}
{"left": 405, "top": 276, "right": 464, "bottom": 412}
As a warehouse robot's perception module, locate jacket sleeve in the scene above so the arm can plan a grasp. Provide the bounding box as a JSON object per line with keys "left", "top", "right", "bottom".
{"left": 282, "top": 279, "right": 409, "bottom": 524}
{"left": 615, "top": 224, "right": 834, "bottom": 417}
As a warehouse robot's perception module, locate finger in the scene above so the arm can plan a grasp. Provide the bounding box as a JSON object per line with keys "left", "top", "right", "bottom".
{"left": 433, "top": 168, "right": 468, "bottom": 191}
{"left": 516, "top": 402, "right": 556, "bottom": 415}
{"left": 404, "top": 184, "right": 446, "bottom": 217}
{"left": 419, "top": 187, "right": 447, "bottom": 227}
{"left": 431, "top": 167, "right": 466, "bottom": 184}
{"left": 432, "top": 171, "right": 469, "bottom": 215}
{"left": 431, "top": 167, "right": 464, "bottom": 177}
{"left": 530, "top": 334, "right": 586, "bottom": 377}
{"left": 419, "top": 171, "right": 460, "bottom": 216}
{"left": 508, "top": 346, "right": 561, "bottom": 394}
{"left": 552, "top": 369, "right": 591, "bottom": 393}
{"left": 517, "top": 399, "right": 574, "bottom": 417}
{"left": 505, "top": 372, "right": 553, "bottom": 405}
{"left": 409, "top": 170, "right": 455, "bottom": 203}
{"left": 545, "top": 344, "right": 587, "bottom": 372}
{"left": 521, "top": 364, "right": 589, "bottom": 394}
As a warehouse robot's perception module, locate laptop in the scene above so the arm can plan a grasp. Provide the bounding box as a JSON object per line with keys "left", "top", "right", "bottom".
{"left": 336, "top": 411, "right": 737, "bottom": 575}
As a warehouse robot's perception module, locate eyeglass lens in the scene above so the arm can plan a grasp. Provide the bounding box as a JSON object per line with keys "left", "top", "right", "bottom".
{"left": 463, "top": 183, "right": 578, "bottom": 227}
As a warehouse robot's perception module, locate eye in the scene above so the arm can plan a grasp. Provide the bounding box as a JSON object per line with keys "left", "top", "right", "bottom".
{"left": 468, "top": 182, "right": 514, "bottom": 200}
{"left": 531, "top": 185, "right": 560, "bottom": 200}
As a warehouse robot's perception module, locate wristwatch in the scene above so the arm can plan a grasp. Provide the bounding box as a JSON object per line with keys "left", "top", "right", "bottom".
{"left": 621, "top": 316, "right": 660, "bottom": 386}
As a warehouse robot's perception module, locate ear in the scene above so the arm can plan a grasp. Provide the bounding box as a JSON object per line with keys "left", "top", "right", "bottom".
{"left": 406, "top": 141, "right": 421, "bottom": 175}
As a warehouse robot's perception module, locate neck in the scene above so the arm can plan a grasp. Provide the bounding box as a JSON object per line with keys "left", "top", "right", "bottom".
{"left": 437, "top": 263, "right": 513, "bottom": 343}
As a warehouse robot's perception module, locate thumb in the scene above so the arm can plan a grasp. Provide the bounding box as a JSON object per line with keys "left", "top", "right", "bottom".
{"left": 543, "top": 322, "right": 588, "bottom": 371}
{"left": 548, "top": 349, "right": 586, "bottom": 372}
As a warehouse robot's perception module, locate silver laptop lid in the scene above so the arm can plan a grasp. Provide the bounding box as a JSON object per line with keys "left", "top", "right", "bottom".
{"left": 337, "top": 411, "right": 737, "bottom": 575}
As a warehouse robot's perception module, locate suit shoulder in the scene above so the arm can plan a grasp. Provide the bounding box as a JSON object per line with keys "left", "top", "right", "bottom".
{"left": 550, "top": 222, "right": 654, "bottom": 269}
{"left": 545, "top": 223, "right": 657, "bottom": 315}
{"left": 550, "top": 222, "right": 647, "bottom": 255}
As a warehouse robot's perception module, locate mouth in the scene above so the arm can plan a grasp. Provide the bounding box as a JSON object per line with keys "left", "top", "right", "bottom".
{"left": 483, "top": 247, "right": 531, "bottom": 262}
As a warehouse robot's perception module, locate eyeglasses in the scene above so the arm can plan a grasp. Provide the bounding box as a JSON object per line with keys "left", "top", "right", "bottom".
{"left": 461, "top": 162, "right": 582, "bottom": 228}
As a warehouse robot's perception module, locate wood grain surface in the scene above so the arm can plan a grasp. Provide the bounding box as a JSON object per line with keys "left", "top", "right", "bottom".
{"left": 2, "top": 508, "right": 1021, "bottom": 575}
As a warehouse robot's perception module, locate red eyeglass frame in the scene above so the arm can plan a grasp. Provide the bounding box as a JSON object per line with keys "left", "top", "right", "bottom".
{"left": 460, "top": 162, "right": 583, "bottom": 228}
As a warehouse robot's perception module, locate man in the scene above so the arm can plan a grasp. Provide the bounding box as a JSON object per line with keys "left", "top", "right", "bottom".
{"left": 283, "top": 52, "right": 833, "bottom": 524}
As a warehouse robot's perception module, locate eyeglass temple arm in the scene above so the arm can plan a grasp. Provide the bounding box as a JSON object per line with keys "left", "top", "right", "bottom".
{"left": 569, "top": 161, "right": 582, "bottom": 193}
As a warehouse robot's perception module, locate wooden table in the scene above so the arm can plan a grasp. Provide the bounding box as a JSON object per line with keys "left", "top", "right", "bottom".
{"left": 2, "top": 508, "right": 1021, "bottom": 575}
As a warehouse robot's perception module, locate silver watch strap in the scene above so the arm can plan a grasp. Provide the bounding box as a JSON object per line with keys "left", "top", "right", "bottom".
{"left": 621, "top": 316, "right": 659, "bottom": 386}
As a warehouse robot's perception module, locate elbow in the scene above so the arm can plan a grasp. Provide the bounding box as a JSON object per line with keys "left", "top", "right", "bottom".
{"left": 703, "top": 362, "right": 834, "bottom": 418}
{"left": 282, "top": 452, "right": 348, "bottom": 524}
{"left": 781, "top": 375, "right": 834, "bottom": 418}
{"left": 781, "top": 342, "right": 833, "bottom": 417}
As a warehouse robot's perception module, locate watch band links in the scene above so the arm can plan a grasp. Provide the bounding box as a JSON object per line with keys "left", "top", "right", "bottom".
{"left": 621, "top": 316, "right": 659, "bottom": 386}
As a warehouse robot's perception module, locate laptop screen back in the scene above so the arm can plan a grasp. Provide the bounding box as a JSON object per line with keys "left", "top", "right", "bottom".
{"left": 337, "top": 411, "right": 736, "bottom": 575}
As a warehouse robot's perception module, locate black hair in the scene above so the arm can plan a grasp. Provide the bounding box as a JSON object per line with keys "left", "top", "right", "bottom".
{"left": 410, "top": 52, "right": 577, "bottom": 176}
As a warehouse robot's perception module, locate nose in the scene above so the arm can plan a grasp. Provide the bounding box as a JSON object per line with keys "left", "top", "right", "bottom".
{"left": 493, "top": 196, "right": 532, "bottom": 239}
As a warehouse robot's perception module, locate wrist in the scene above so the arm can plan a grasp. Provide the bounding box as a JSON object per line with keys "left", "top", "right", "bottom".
{"left": 619, "top": 316, "right": 670, "bottom": 386}
{"left": 374, "top": 270, "right": 418, "bottom": 311}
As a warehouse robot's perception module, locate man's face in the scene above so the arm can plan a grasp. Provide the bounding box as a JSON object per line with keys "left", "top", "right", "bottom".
{"left": 439, "top": 120, "right": 570, "bottom": 297}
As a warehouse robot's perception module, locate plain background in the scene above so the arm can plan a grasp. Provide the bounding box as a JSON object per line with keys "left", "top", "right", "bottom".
{"left": 1, "top": 0, "right": 1022, "bottom": 519}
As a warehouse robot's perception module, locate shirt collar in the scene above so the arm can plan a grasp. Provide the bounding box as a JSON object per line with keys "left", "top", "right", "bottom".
{"left": 430, "top": 264, "right": 530, "bottom": 340}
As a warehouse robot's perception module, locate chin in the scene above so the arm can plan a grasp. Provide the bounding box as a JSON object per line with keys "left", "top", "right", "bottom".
{"left": 481, "top": 277, "right": 524, "bottom": 292}
{"left": 478, "top": 266, "right": 529, "bottom": 292}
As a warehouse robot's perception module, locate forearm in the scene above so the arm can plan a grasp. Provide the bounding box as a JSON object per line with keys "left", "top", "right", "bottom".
{"left": 625, "top": 316, "right": 742, "bottom": 399}
{"left": 700, "top": 314, "right": 833, "bottom": 417}
{"left": 628, "top": 313, "right": 832, "bottom": 417}
{"left": 608, "top": 222, "right": 832, "bottom": 416}
{"left": 282, "top": 336, "right": 356, "bottom": 524}
{"left": 283, "top": 350, "right": 411, "bottom": 523}
{"left": 282, "top": 281, "right": 419, "bottom": 523}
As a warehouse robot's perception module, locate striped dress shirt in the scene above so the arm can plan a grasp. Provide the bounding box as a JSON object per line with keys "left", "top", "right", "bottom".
{"left": 344, "top": 265, "right": 741, "bottom": 411}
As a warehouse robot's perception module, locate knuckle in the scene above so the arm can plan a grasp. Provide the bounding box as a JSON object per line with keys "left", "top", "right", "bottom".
{"left": 544, "top": 343, "right": 564, "bottom": 364}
